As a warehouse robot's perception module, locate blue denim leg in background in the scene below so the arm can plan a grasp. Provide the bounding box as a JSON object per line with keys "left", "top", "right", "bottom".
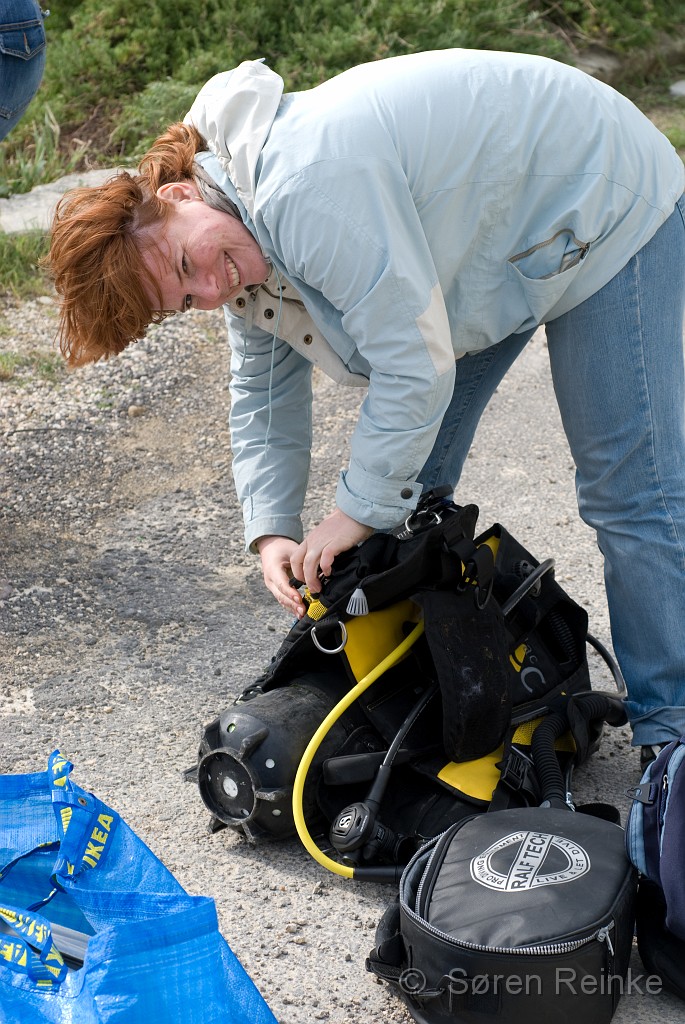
{"left": 0, "top": 0, "right": 47, "bottom": 143}
{"left": 546, "top": 194, "right": 685, "bottom": 746}
{"left": 417, "top": 327, "right": 535, "bottom": 492}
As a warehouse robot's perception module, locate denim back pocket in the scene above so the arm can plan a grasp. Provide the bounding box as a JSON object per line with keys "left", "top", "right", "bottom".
{"left": 0, "top": 20, "right": 46, "bottom": 60}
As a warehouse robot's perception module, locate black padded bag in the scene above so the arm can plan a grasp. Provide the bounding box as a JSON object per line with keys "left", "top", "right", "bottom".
{"left": 633, "top": 879, "right": 685, "bottom": 999}
{"left": 368, "top": 807, "right": 637, "bottom": 1024}
{"left": 626, "top": 737, "right": 685, "bottom": 999}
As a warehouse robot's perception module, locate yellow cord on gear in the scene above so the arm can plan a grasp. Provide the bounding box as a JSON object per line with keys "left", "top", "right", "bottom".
{"left": 291, "top": 619, "right": 426, "bottom": 878}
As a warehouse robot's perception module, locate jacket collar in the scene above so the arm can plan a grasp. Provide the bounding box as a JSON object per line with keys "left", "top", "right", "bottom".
{"left": 184, "top": 59, "right": 283, "bottom": 219}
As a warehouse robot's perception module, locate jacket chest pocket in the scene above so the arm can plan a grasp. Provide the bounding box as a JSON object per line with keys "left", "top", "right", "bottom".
{"left": 507, "top": 228, "right": 591, "bottom": 325}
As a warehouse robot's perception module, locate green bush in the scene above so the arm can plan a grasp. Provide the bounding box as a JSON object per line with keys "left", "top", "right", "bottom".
{"left": 109, "top": 80, "right": 201, "bottom": 159}
{"left": 2, "top": 0, "right": 683, "bottom": 193}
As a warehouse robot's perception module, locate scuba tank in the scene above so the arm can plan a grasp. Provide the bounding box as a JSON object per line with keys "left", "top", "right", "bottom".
{"left": 191, "top": 671, "right": 359, "bottom": 840}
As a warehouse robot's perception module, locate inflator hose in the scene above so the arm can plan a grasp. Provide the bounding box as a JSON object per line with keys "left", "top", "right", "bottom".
{"left": 292, "top": 620, "right": 425, "bottom": 880}
{"left": 530, "top": 712, "right": 570, "bottom": 808}
{"left": 531, "top": 692, "right": 625, "bottom": 808}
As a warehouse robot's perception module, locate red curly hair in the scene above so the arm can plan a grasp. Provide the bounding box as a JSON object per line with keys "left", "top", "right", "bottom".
{"left": 47, "top": 123, "right": 207, "bottom": 367}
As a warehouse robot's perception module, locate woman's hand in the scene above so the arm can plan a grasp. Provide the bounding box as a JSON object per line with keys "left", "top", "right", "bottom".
{"left": 257, "top": 512, "right": 373, "bottom": 616}
{"left": 290, "top": 509, "right": 373, "bottom": 595}
{"left": 256, "top": 535, "right": 307, "bottom": 618}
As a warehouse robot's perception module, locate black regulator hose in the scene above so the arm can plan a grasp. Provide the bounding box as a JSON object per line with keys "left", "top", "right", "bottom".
{"left": 531, "top": 712, "right": 570, "bottom": 809}
{"left": 572, "top": 691, "right": 626, "bottom": 727}
{"left": 532, "top": 691, "right": 628, "bottom": 809}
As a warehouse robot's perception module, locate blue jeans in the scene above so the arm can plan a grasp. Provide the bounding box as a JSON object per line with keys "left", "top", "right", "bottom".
{"left": 419, "top": 194, "right": 685, "bottom": 745}
{"left": 0, "top": 0, "right": 47, "bottom": 143}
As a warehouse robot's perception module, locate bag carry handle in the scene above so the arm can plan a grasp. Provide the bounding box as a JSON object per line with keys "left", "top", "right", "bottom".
{"left": 0, "top": 753, "right": 120, "bottom": 896}
{"left": 0, "top": 903, "right": 68, "bottom": 988}
{"left": 48, "top": 750, "right": 120, "bottom": 881}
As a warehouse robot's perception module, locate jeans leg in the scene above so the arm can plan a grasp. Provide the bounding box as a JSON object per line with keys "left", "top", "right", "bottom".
{"left": 546, "top": 195, "right": 685, "bottom": 744}
{"left": 0, "top": 0, "right": 47, "bottom": 143}
{"left": 418, "top": 330, "right": 535, "bottom": 494}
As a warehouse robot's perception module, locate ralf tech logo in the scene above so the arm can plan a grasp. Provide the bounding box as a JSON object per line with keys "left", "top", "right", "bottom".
{"left": 471, "top": 830, "right": 590, "bottom": 891}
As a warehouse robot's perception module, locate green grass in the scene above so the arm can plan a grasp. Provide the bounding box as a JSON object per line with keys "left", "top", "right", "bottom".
{"left": 624, "top": 71, "right": 685, "bottom": 161}
{"left": 0, "top": 107, "right": 89, "bottom": 200}
{"left": 0, "top": 231, "right": 52, "bottom": 300}
{"left": 0, "top": 352, "right": 25, "bottom": 380}
{"left": 0, "top": 349, "right": 64, "bottom": 384}
{"left": 671, "top": 126, "right": 685, "bottom": 151}
{"left": 654, "top": 116, "right": 685, "bottom": 160}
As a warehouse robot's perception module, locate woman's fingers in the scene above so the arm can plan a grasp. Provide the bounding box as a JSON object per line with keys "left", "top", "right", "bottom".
{"left": 290, "top": 510, "right": 373, "bottom": 593}
{"left": 257, "top": 536, "right": 306, "bottom": 617}
{"left": 256, "top": 514, "right": 373, "bottom": 613}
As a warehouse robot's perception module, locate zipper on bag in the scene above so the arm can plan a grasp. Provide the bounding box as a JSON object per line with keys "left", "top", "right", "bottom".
{"left": 657, "top": 743, "right": 685, "bottom": 837}
{"left": 413, "top": 820, "right": 476, "bottom": 920}
{"left": 406, "top": 890, "right": 617, "bottom": 959}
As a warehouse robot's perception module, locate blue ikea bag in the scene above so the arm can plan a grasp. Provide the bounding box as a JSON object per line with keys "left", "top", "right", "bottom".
{"left": 0, "top": 751, "right": 277, "bottom": 1024}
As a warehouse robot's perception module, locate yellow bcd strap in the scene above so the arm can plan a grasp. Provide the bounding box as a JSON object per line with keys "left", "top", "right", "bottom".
{"left": 437, "top": 717, "right": 577, "bottom": 803}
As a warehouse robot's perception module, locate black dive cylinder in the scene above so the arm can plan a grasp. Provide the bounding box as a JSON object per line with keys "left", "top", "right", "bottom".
{"left": 194, "top": 673, "right": 357, "bottom": 841}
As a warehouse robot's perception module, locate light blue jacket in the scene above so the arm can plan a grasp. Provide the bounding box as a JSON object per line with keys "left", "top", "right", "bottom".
{"left": 184, "top": 50, "right": 684, "bottom": 549}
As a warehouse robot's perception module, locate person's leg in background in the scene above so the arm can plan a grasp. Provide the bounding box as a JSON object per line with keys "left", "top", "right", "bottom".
{"left": 417, "top": 329, "right": 535, "bottom": 496}
{"left": 0, "top": 0, "right": 47, "bottom": 143}
{"left": 546, "top": 195, "right": 685, "bottom": 758}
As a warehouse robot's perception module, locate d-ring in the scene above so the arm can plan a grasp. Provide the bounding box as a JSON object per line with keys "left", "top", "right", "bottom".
{"left": 396, "top": 508, "right": 442, "bottom": 540}
{"left": 311, "top": 621, "right": 348, "bottom": 655}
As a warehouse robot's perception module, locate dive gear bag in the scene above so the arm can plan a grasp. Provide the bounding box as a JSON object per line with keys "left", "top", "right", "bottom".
{"left": 187, "top": 494, "right": 623, "bottom": 875}
{"left": 367, "top": 806, "right": 637, "bottom": 1024}
{"left": 627, "top": 736, "right": 685, "bottom": 999}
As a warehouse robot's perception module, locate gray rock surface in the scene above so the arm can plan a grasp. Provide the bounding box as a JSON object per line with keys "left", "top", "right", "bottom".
{"left": 1, "top": 296, "right": 682, "bottom": 1022}
{"left": 0, "top": 168, "right": 131, "bottom": 233}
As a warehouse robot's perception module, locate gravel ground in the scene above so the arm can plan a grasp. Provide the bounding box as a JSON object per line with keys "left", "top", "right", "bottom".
{"left": 1, "top": 296, "right": 682, "bottom": 1023}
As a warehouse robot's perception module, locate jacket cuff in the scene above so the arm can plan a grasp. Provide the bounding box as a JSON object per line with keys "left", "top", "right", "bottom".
{"left": 244, "top": 516, "right": 304, "bottom": 554}
{"left": 335, "top": 465, "right": 419, "bottom": 531}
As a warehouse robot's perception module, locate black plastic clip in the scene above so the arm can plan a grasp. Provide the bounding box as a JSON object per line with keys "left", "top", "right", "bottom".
{"left": 499, "top": 748, "right": 534, "bottom": 794}
{"left": 626, "top": 782, "right": 658, "bottom": 805}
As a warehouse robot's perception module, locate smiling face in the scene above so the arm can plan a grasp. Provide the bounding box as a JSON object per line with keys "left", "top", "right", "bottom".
{"left": 138, "top": 180, "right": 269, "bottom": 312}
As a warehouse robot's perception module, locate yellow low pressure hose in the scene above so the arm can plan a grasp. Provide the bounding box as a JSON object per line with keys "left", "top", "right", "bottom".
{"left": 291, "top": 619, "right": 426, "bottom": 878}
